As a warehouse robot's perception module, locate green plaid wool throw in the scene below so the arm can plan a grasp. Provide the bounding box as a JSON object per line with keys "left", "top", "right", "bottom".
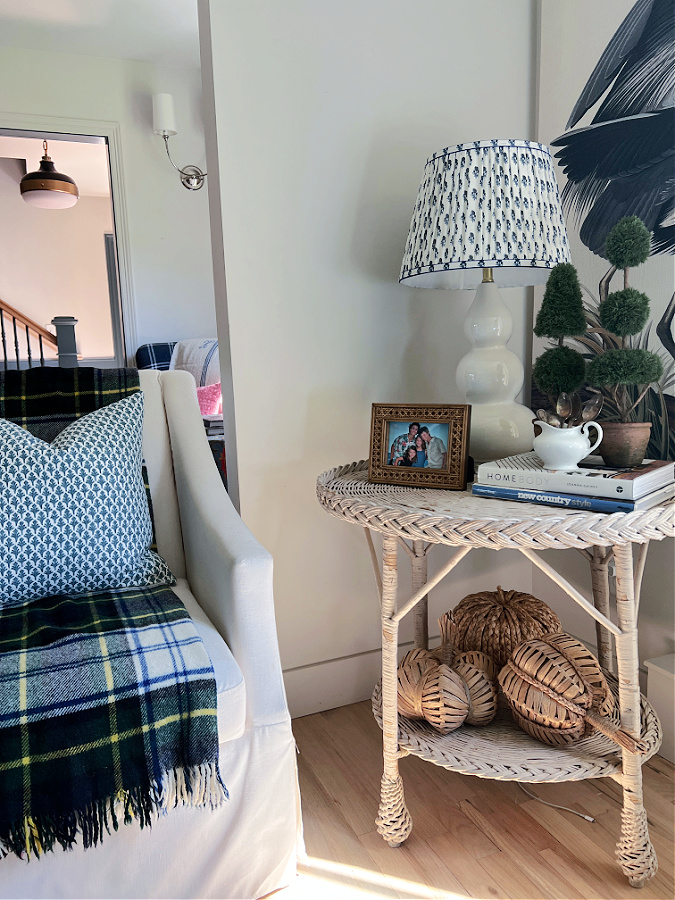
{"left": 0, "top": 368, "right": 226, "bottom": 858}
{"left": 0, "top": 366, "right": 142, "bottom": 442}
{"left": 0, "top": 584, "right": 226, "bottom": 859}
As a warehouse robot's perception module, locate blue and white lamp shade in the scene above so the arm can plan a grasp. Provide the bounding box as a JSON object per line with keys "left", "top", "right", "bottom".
{"left": 400, "top": 139, "right": 570, "bottom": 290}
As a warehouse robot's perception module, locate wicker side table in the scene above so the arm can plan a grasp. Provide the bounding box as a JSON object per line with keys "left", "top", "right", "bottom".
{"left": 317, "top": 461, "right": 675, "bottom": 888}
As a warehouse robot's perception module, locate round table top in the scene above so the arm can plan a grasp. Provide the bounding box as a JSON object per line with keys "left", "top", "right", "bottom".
{"left": 317, "top": 461, "right": 675, "bottom": 550}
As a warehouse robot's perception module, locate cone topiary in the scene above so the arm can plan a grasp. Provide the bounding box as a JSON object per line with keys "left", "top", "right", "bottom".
{"left": 533, "top": 263, "right": 587, "bottom": 403}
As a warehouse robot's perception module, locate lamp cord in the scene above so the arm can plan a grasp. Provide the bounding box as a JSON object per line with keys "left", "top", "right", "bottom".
{"left": 518, "top": 783, "right": 595, "bottom": 823}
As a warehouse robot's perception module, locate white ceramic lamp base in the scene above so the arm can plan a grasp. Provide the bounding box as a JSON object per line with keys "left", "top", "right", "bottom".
{"left": 456, "top": 276, "right": 534, "bottom": 464}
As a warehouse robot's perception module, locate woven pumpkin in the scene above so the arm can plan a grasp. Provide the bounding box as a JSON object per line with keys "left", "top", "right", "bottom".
{"left": 499, "top": 632, "right": 644, "bottom": 753}
{"left": 450, "top": 585, "right": 562, "bottom": 671}
{"left": 397, "top": 648, "right": 497, "bottom": 734}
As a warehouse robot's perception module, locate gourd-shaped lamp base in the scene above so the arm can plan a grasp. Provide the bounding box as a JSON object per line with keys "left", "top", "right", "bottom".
{"left": 456, "top": 270, "right": 534, "bottom": 463}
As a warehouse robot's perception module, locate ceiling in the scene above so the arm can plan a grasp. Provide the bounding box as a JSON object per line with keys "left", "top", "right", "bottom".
{"left": 0, "top": 0, "right": 200, "bottom": 68}
{"left": 0, "top": 135, "right": 111, "bottom": 197}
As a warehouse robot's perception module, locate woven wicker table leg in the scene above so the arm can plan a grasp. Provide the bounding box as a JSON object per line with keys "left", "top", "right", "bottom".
{"left": 613, "top": 542, "right": 657, "bottom": 888}
{"left": 412, "top": 540, "right": 428, "bottom": 650}
{"left": 590, "top": 546, "right": 615, "bottom": 674}
{"left": 377, "top": 535, "right": 412, "bottom": 847}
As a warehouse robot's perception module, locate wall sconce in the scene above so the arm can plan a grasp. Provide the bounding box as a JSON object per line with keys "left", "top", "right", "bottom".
{"left": 152, "top": 93, "right": 207, "bottom": 191}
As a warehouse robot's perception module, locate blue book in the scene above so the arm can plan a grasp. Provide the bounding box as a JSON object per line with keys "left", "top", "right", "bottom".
{"left": 471, "top": 481, "right": 675, "bottom": 513}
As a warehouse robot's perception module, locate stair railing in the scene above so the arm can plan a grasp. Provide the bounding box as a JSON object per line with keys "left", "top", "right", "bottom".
{"left": 0, "top": 298, "right": 78, "bottom": 369}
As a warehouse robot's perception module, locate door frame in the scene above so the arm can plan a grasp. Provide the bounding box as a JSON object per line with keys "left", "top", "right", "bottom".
{"left": 0, "top": 112, "right": 137, "bottom": 362}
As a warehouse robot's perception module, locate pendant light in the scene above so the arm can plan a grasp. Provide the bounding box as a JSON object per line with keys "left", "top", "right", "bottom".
{"left": 20, "top": 140, "right": 79, "bottom": 209}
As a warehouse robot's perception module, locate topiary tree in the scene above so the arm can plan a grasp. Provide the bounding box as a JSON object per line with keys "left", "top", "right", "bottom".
{"left": 533, "top": 262, "right": 587, "bottom": 403}
{"left": 587, "top": 217, "right": 664, "bottom": 422}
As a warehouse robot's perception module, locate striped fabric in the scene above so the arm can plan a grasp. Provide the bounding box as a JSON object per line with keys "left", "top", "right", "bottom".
{"left": 135, "top": 343, "right": 177, "bottom": 372}
{"left": 0, "top": 585, "right": 226, "bottom": 859}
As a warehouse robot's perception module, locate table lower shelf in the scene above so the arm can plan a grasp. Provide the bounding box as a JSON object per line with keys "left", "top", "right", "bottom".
{"left": 372, "top": 676, "right": 662, "bottom": 784}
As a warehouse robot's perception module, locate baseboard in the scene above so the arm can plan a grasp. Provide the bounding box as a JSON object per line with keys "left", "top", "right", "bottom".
{"left": 284, "top": 640, "right": 418, "bottom": 719}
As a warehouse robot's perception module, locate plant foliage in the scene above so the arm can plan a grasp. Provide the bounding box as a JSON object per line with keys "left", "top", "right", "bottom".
{"left": 534, "top": 263, "right": 586, "bottom": 339}
{"left": 533, "top": 346, "right": 586, "bottom": 396}
{"left": 599, "top": 289, "right": 650, "bottom": 337}
{"left": 604, "top": 216, "right": 651, "bottom": 269}
{"left": 587, "top": 348, "right": 663, "bottom": 386}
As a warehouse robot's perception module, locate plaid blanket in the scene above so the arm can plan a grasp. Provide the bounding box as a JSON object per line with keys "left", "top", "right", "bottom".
{"left": 0, "top": 367, "right": 226, "bottom": 858}
{"left": 0, "top": 366, "right": 141, "bottom": 442}
{"left": 0, "top": 585, "right": 226, "bottom": 859}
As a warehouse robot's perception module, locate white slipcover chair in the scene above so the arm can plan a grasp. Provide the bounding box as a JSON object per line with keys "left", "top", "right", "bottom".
{"left": 0, "top": 370, "right": 301, "bottom": 900}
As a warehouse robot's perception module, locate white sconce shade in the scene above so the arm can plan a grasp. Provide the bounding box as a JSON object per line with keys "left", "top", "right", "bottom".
{"left": 153, "top": 93, "right": 177, "bottom": 136}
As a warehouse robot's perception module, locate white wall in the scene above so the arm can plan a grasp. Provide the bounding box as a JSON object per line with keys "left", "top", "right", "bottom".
{"left": 0, "top": 46, "right": 216, "bottom": 354}
{"left": 200, "top": 0, "right": 538, "bottom": 715}
{"left": 0, "top": 158, "right": 114, "bottom": 360}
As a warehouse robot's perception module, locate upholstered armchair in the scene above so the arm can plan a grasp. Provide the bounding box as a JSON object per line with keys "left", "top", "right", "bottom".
{"left": 0, "top": 370, "right": 301, "bottom": 900}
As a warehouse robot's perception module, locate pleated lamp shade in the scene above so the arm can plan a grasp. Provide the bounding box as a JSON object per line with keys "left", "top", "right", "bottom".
{"left": 399, "top": 139, "right": 570, "bottom": 290}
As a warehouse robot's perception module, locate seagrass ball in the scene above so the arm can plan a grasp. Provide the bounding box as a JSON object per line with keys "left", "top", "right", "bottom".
{"left": 451, "top": 585, "right": 562, "bottom": 671}
{"left": 397, "top": 648, "right": 498, "bottom": 734}
{"left": 499, "top": 632, "right": 619, "bottom": 748}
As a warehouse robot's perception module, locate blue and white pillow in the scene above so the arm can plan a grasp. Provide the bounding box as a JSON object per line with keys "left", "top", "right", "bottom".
{"left": 0, "top": 391, "right": 174, "bottom": 607}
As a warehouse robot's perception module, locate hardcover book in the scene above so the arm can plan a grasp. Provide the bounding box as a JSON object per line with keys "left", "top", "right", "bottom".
{"left": 476, "top": 452, "right": 675, "bottom": 501}
{"left": 471, "top": 482, "right": 675, "bottom": 514}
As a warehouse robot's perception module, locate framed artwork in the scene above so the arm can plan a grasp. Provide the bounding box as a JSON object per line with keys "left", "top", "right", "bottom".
{"left": 368, "top": 403, "right": 471, "bottom": 489}
{"left": 533, "top": 0, "right": 674, "bottom": 460}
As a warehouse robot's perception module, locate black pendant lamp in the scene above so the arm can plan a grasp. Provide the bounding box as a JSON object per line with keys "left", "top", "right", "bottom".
{"left": 20, "top": 141, "right": 79, "bottom": 209}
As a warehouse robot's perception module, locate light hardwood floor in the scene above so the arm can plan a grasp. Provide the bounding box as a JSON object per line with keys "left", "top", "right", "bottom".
{"left": 282, "top": 700, "right": 674, "bottom": 900}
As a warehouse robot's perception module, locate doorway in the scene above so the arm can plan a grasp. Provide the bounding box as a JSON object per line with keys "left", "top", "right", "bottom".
{"left": 0, "top": 127, "right": 126, "bottom": 366}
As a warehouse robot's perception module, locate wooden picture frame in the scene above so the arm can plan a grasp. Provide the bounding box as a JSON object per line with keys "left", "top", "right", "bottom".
{"left": 368, "top": 403, "right": 471, "bottom": 489}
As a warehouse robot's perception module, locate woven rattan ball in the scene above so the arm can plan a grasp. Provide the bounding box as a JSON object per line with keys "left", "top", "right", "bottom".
{"left": 451, "top": 585, "right": 562, "bottom": 671}
{"left": 397, "top": 648, "right": 497, "bottom": 733}
{"left": 433, "top": 614, "right": 498, "bottom": 725}
{"left": 499, "top": 632, "right": 643, "bottom": 753}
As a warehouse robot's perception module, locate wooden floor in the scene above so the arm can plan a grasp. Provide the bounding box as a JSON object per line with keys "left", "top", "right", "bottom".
{"left": 282, "top": 700, "right": 674, "bottom": 900}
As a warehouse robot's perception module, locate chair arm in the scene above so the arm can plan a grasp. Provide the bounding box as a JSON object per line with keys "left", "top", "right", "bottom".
{"left": 160, "top": 371, "right": 289, "bottom": 727}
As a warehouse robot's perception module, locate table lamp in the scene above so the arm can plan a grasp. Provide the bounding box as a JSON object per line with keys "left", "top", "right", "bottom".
{"left": 400, "top": 139, "right": 570, "bottom": 463}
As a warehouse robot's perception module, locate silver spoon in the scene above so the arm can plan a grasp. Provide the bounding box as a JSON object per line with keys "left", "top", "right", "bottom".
{"left": 570, "top": 392, "right": 582, "bottom": 426}
{"left": 581, "top": 394, "right": 603, "bottom": 423}
{"left": 556, "top": 392, "right": 572, "bottom": 422}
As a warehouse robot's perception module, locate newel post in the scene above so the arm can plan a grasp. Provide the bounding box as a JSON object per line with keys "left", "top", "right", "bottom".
{"left": 51, "top": 316, "right": 79, "bottom": 368}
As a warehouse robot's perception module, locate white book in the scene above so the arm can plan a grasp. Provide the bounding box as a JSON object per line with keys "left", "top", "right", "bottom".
{"left": 477, "top": 452, "right": 675, "bottom": 500}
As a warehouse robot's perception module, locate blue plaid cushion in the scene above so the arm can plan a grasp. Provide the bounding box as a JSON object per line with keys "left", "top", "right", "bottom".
{"left": 135, "top": 342, "right": 177, "bottom": 371}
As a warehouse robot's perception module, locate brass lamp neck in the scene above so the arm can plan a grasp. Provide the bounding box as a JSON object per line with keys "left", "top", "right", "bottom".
{"left": 482, "top": 267, "right": 494, "bottom": 283}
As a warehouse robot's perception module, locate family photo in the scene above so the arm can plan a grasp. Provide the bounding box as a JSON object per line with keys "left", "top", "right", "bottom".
{"left": 387, "top": 421, "right": 449, "bottom": 469}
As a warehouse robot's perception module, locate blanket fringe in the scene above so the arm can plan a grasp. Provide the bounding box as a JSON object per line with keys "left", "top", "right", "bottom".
{"left": 0, "top": 765, "right": 227, "bottom": 861}
{"left": 159, "top": 761, "right": 228, "bottom": 811}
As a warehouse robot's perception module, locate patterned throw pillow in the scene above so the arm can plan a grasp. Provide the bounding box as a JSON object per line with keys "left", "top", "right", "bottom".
{"left": 0, "top": 392, "right": 174, "bottom": 607}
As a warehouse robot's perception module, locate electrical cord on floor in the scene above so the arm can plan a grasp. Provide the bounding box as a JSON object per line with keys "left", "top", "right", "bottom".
{"left": 518, "top": 783, "right": 595, "bottom": 822}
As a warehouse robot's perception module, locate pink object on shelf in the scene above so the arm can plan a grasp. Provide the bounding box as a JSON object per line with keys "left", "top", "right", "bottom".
{"left": 197, "top": 382, "right": 223, "bottom": 416}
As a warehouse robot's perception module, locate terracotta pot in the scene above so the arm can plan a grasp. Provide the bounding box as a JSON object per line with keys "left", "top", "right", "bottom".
{"left": 597, "top": 421, "right": 652, "bottom": 468}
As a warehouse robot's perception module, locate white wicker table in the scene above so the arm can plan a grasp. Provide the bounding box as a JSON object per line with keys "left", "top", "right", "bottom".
{"left": 316, "top": 460, "right": 675, "bottom": 888}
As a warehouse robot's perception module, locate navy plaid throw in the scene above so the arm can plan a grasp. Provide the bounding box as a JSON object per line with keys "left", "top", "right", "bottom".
{"left": 0, "top": 585, "right": 226, "bottom": 859}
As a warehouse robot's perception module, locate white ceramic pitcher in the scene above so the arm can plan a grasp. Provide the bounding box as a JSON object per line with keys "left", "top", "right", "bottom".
{"left": 533, "top": 420, "right": 604, "bottom": 472}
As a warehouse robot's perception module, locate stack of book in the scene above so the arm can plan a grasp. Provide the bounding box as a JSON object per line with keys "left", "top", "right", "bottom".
{"left": 472, "top": 452, "right": 675, "bottom": 513}
{"left": 203, "top": 414, "right": 224, "bottom": 439}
